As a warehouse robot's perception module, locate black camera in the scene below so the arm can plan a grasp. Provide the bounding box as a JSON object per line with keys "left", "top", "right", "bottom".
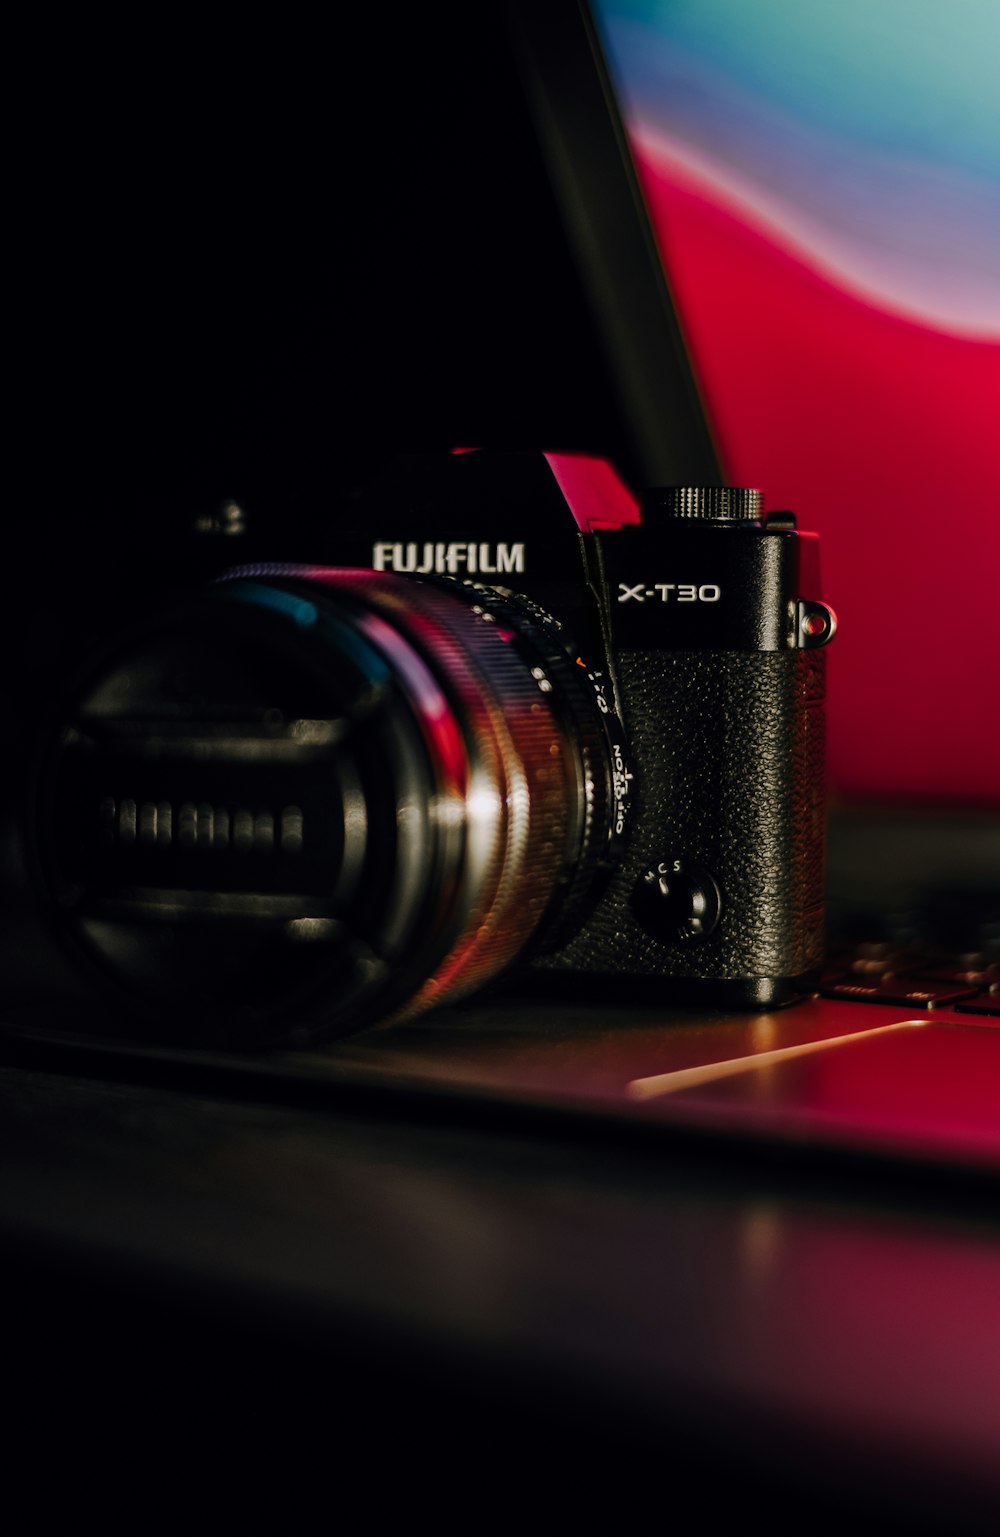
{"left": 23, "top": 450, "right": 834, "bottom": 1048}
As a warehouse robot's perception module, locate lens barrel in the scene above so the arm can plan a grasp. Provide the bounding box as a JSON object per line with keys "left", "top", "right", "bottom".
{"left": 38, "top": 568, "right": 618, "bottom": 1045}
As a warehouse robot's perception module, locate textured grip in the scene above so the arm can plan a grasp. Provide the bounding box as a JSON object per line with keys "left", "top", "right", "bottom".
{"left": 541, "top": 649, "right": 826, "bottom": 983}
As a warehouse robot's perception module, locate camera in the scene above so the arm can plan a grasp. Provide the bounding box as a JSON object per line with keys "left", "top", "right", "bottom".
{"left": 19, "top": 450, "right": 834, "bottom": 1048}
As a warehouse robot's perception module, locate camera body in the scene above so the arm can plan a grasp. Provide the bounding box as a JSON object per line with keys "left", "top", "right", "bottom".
{"left": 6, "top": 450, "right": 834, "bottom": 1045}
{"left": 350, "top": 450, "right": 835, "bottom": 1010}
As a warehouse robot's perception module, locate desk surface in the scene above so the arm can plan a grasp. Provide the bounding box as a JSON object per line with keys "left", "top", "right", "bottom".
{"left": 2, "top": 997, "right": 1000, "bottom": 1529}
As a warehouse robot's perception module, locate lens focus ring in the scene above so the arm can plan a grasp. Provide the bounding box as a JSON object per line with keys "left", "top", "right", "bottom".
{"left": 38, "top": 566, "right": 619, "bottom": 1044}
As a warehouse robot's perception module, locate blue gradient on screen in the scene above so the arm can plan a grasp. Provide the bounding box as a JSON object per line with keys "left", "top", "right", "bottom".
{"left": 595, "top": 0, "right": 1000, "bottom": 335}
{"left": 590, "top": 1, "right": 1000, "bottom": 802}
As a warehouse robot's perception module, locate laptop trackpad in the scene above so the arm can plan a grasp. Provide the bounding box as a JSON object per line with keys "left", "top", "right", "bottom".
{"left": 629, "top": 1020, "right": 1000, "bottom": 1168}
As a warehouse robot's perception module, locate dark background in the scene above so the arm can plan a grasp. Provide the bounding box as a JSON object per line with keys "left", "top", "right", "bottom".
{"left": 12, "top": 13, "right": 631, "bottom": 555}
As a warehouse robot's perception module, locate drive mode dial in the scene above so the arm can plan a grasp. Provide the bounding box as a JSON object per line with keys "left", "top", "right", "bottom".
{"left": 632, "top": 857, "right": 722, "bottom": 945}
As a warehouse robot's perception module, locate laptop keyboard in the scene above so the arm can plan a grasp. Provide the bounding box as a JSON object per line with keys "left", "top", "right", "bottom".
{"left": 823, "top": 894, "right": 1000, "bottom": 1014}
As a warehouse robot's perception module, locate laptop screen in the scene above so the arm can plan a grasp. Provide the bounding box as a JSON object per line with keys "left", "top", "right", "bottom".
{"left": 8, "top": 3, "right": 995, "bottom": 825}
{"left": 590, "top": 0, "right": 1000, "bottom": 808}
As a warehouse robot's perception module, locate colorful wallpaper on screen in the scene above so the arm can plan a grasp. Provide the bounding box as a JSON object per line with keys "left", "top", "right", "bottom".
{"left": 594, "top": 0, "right": 1000, "bottom": 804}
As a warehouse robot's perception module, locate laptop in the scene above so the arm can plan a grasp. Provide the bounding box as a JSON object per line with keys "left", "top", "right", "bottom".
{"left": 122, "top": 0, "right": 996, "bottom": 1170}
{"left": 311, "top": 0, "right": 1000, "bottom": 1156}
{"left": 3, "top": 0, "right": 998, "bottom": 1152}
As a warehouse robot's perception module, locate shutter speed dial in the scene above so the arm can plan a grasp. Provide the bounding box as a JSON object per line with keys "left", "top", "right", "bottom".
{"left": 632, "top": 857, "right": 722, "bottom": 945}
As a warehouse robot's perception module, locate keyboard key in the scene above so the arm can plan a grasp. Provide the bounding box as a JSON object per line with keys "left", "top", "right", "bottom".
{"left": 819, "top": 977, "right": 979, "bottom": 1009}
{"left": 953, "top": 996, "right": 1000, "bottom": 1017}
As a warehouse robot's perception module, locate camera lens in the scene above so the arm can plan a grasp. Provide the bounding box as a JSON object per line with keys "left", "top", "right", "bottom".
{"left": 37, "top": 568, "right": 620, "bottom": 1045}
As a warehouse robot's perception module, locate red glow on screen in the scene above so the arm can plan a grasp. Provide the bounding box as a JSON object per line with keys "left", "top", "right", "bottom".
{"left": 633, "top": 146, "right": 1000, "bottom": 805}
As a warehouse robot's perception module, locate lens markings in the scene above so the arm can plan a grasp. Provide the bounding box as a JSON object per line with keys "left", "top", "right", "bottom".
{"left": 97, "top": 797, "right": 304, "bottom": 853}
